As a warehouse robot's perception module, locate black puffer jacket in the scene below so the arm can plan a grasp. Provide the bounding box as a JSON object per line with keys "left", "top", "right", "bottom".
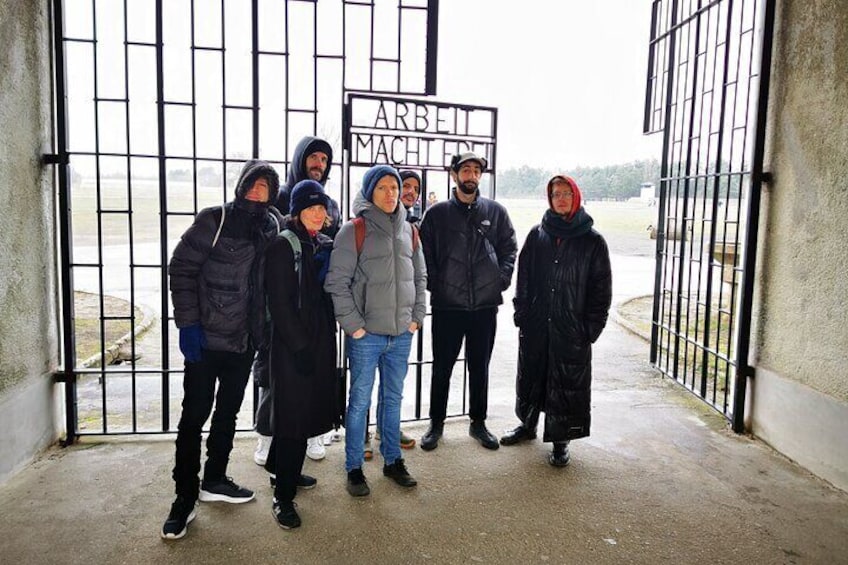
{"left": 276, "top": 136, "right": 341, "bottom": 238}
{"left": 169, "top": 160, "right": 282, "bottom": 353}
{"left": 513, "top": 222, "right": 612, "bottom": 441}
{"left": 419, "top": 191, "right": 517, "bottom": 310}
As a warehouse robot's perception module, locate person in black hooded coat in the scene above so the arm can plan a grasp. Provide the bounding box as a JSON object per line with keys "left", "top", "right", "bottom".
{"left": 253, "top": 135, "right": 340, "bottom": 466}
{"left": 500, "top": 175, "right": 612, "bottom": 467}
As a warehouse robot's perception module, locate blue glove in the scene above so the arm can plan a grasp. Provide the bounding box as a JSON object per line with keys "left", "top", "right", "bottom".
{"left": 179, "top": 323, "right": 207, "bottom": 363}
{"left": 314, "top": 247, "right": 331, "bottom": 285}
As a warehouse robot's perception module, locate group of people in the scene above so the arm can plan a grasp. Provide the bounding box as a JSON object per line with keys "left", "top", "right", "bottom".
{"left": 161, "top": 137, "right": 613, "bottom": 539}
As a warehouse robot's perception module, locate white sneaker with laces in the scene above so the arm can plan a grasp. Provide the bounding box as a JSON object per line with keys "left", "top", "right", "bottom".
{"left": 306, "top": 435, "right": 326, "bottom": 461}
{"left": 254, "top": 434, "right": 272, "bottom": 466}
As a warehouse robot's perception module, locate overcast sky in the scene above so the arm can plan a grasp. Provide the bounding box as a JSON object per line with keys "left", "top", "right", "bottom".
{"left": 437, "top": 1, "right": 660, "bottom": 170}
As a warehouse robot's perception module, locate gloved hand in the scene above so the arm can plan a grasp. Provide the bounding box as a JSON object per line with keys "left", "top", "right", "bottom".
{"left": 179, "top": 323, "right": 207, "bottom": 363}
{"left": 293, "top": 348, "right": 315, "bottom": 375}
{"left": 314, "top": 247, "right": 331, "bottom": 285}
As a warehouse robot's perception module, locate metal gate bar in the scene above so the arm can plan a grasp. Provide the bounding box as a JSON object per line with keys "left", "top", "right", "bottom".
{"left": 644, "top": 0, "right": 772, "bottom": 427}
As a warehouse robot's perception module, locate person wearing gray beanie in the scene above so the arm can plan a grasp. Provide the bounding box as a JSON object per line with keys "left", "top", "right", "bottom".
{"left": 325, "top": 164, "right": 427, "bottom": 498}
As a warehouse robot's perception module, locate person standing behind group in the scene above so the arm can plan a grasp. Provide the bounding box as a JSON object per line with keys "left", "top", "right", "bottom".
{"left": 253, "top": 135, "right": 338, "bottom": 467}
{"left": 419, "top": 152, "right": 517, "bottom": 451}
{"left": 325, "top": 165, "right": 427, "bottom": 497}
{"left": 263, "top": 179, "right": 339, "bottom": 529}
{"left": 500, "top": 175, "right": 612, "bottom": 466}
{"left": 162, "top": 160, "right": 282, "bottom": 540}
{"left": 400, "top": 170, "right": 423, "bottom": 226}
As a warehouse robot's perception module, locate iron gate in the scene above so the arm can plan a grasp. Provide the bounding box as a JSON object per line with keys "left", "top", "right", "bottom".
{"left": 644, "top": 0, "right": 775, "bottom": 431}
{"left": 341, "top": 92, "right": 498, "bottom": 421}
{"left": 51, "top": 0, "right": 440, "bottom": 439}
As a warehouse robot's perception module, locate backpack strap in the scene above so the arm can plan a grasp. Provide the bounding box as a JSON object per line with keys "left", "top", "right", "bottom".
{"left": 353, "top": 217, "right": 366, "bottom": 255}
{"left": 280, "top": 229, "right": 303, "bottom": 309}
{"left": 411, "top": 224, "right": 419, "bottom": 252}
{"left": 353, "top": 216, "right": 418, "bottom": 254}
{"left": 211, "top": 205, "right": 226, "bottom": 248}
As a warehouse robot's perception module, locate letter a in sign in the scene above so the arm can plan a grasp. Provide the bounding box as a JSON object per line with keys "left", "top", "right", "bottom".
{"left": 374, "top": 102, "right": 390, "bottom": 129}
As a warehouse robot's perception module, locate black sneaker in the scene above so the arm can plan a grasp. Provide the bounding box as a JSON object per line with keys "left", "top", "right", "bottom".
{"left": 420, "top": 423, "right": 443, "bottom": 451}
{"left": 160, "top": 496, "right": 197, "bottom": 540}
{"left": 346, "top": 468, "right": 370, "bottom": 497}
{"left": 269, "top": 474, "right": 317, "bottom": 489}
{"left": 469, "top": 420, "right": 500, "bottom": 450}
{"left": 272, "top": 498, "right": 301, "bottom": 529}
{"left": 297, "top": 474, "right": 318, "bottom": 490}
{"left": 199, "top": 477, "right": 255, "bottom": 503}
{"left": 383, "top": 458, "right": 417, "bottom": 488}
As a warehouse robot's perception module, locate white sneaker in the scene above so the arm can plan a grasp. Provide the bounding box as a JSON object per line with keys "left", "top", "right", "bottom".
{"left": 254, "top": 434, "right": 272, "bottom": 466}
{"left": 306, "top": 436, "right": 326, "bottom": 461}
{"left": 322, "top": 431, "right": 335, "bottom": 446}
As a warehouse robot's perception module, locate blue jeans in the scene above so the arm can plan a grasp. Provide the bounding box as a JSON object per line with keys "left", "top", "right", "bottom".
{"left": 345, "top": 331, "right": 413, "bottom": 472}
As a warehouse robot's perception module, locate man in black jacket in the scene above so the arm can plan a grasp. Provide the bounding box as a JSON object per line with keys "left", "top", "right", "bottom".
{"left": 419, "top": 152, "right": 517, "bottom": 451}
{"left": 162, "top": 160, "right": 282, "bottom": 540}
{"left": 254, "top": 136, "right": 338, "bottom": 466}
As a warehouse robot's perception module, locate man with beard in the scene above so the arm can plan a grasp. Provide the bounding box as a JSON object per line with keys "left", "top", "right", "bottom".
{"left": 419, "top": 152, "right": 517, "bottom": 451}
{"left": 163, "top": 160, "right": 283, "bottom": 540}
{"left": 254, "top": 136, "right": 339, "bottom": 466}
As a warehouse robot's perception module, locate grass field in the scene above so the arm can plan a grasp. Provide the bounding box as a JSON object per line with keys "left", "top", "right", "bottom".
{"left": 69, "top": 177, "right": 662, "bottom": 257}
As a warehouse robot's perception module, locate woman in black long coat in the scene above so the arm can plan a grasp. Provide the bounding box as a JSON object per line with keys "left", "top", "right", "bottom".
{"left": 500, "top": 175, "right": 612, "bottom": 466}
{"left": 264, "top": 179, "right": 338, "bottom": 529}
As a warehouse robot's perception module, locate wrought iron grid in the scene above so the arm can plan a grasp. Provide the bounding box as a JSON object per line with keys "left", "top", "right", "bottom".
{"left": 643, "top": 0, "right": 772, "bottom": 428}
{"left": 52, "top": 0, "right": 438, "bottom": 437}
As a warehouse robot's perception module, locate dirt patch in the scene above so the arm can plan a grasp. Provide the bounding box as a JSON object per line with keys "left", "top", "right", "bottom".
{"left": 73, "top": 291, "right": 149, "bottom": 366}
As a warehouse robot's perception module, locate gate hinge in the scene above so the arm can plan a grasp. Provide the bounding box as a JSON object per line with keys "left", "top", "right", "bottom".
{"left": 757, "top": 171, "right": 773, "bottom": 184}
{"left": 43, "top": 153, "right": 70, "bottom": 165}
{"left": 739, "top": 364, "right": 756, "bottom": 379}
{"left": 53, "top": 369, "right": 76, "bottom": 383}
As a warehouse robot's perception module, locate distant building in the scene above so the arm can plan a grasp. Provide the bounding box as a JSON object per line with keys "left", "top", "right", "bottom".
{"left": 640, "top": 182, "right": 656, "bottom": 206}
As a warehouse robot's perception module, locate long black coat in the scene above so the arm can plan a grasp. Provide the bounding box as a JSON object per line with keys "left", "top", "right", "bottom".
{"left": 513, "top": 224, "right": 612, "bottom": 442}
{"left": 265, "top": 223, "right": 338, "bottom": 440}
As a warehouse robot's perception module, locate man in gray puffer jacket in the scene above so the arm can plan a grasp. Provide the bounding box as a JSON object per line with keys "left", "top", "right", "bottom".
{"left": 162, "top": 160, "right": 282, "bottom": 540}
{"left": 325, "top": 164, "right": 427, "bottom": 498}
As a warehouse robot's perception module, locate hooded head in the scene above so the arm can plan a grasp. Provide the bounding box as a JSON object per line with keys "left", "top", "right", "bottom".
{"left": 234, "top": 159, "right": 280, "bottom": 215}
{"left": 286, "top": 136, "right": 333, "bottom": 188}
{"left": 546, "top": 175, "right": 583, "bottom": 220}
{"left": 399, "top": 170, "right": 422, "bottom": 210}
{"left": 361, "top": 165, "right": 402, "bottom": 213}
{"left": 290, "top": 179, "right": 331, "bottom": 218}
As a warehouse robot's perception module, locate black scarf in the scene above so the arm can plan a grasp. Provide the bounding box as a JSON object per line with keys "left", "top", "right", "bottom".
{"left": 541, "top": 207, "right": 594, "bottom": 240}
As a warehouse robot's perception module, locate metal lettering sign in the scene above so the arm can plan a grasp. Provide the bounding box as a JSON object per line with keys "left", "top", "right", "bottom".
{"left": 345, "top": 93, "right": 497, "bottom": 171}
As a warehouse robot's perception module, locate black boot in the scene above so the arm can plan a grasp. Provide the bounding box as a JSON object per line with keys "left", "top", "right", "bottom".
{"left": 549, "top": 441, "right": 570, "bottom": 467}
{"left": 420, "top": 422, "right": 443, "bottom": 451}
{"left": 469, "top": 420, "right": 499, "bottom": 450}
{"left": 499, "top": 424, "right": 537, "bottom": 446}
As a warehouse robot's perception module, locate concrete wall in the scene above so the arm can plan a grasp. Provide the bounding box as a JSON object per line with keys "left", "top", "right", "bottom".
{"left": 0, "top": 0, "right": 62, "bottom": 482}
{"left": 752, "top": 0, "right": 848, "bottom": 491}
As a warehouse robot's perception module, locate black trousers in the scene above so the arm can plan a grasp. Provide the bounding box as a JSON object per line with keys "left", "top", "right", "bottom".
{"left": 251, "top": 344, "right": 273, "bottom": 436}
{"left": 265, "top": 436, "right": 307, "bottom": 503}
{"left": 429, "top": 308, "right": 498, "bottom": 424}
{"left": 172, "top": 348, "right": 254, "bottom": 501}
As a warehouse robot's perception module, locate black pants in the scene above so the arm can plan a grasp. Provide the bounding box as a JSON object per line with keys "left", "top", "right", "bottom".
{"left": 172, "top": 348, "right": 254, "bottom": 501}
{"left": 265, "top": 436, "right": 307, "bottom": 503}
{"left": 429, "top": 308, "right": 498, "bottom": 424}
{"left": 252, "top": 344, "right": 273, "bottom": 436}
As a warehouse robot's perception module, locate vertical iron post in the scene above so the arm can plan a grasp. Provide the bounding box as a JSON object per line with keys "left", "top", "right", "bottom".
{"left": 52, "top": 0, "right": 78, "bottom": 446}
{"left": 732, "top": 0, "right": 776, "bottom": 433}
